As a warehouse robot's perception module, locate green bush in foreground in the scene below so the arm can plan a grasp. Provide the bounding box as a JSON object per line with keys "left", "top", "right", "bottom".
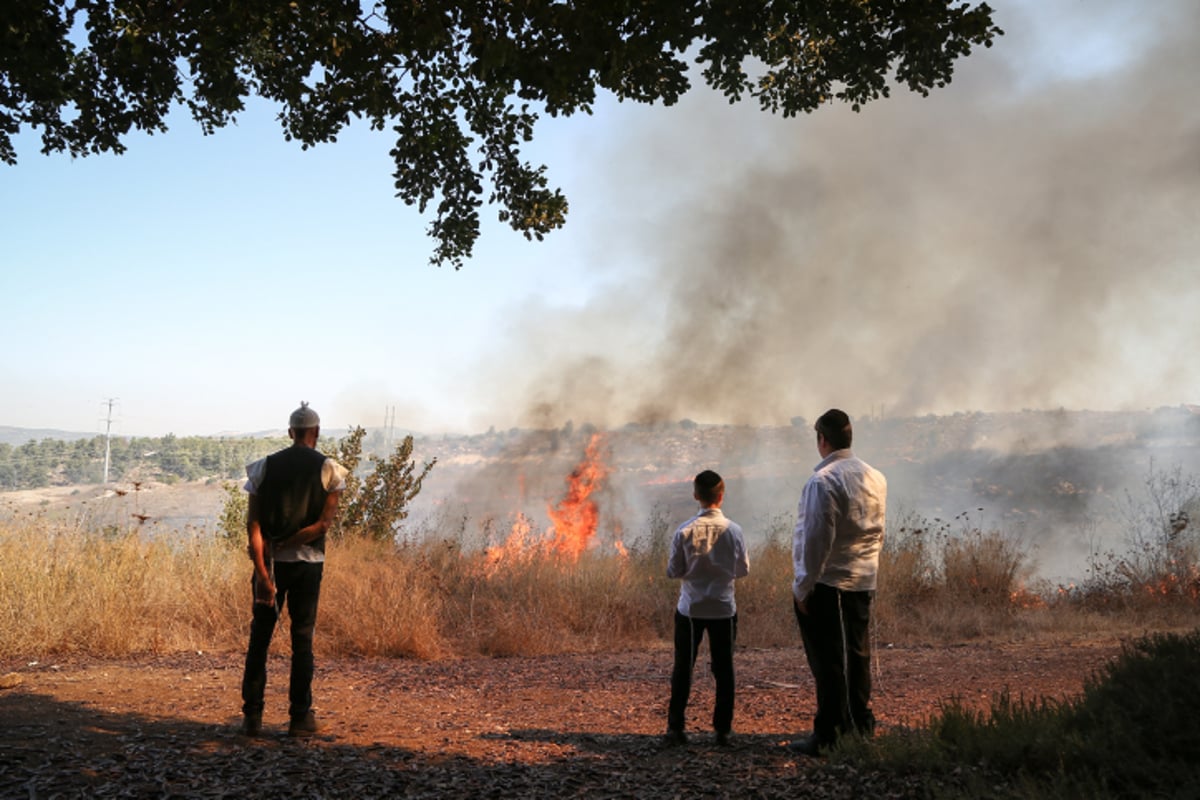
{"left": 844, "top": 627, "right": 1200, "bottom": 798}
{"left": 1064, "top": 628, "right": 1200, "bottom": 796}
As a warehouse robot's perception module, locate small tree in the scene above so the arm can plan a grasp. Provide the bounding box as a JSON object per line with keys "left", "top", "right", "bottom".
{"left": 335, "top": 432, "right": 437, "bottom": 543}
{"left": 325, "top": 426, "right": 437, "bottom": 543}
{"left": 217, "top": 481, "right": 248, "bottom": 547}
{"left": 322, "top": 426, "right": 365, "bottom": 534}
{"left": 218, "top": 426, "right": 436, "bottom": 545}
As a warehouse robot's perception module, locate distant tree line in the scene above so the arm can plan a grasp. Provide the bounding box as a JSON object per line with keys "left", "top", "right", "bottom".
{"left": 0, "top": 435, "right": 291, "bottom": 490}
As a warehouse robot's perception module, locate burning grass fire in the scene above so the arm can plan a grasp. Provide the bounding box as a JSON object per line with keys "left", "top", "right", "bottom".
{"left": 546, "top": 432, "right": 611, "bottom": 560}
{"left": 484, "top": 433, "right": 619, "bottom": 571}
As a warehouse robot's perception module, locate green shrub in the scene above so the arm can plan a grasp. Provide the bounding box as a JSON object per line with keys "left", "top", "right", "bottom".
{"left": 1063, "top": 628, "right": 1200, "bottom": 795}
{"left": 848, "top": 627, "right": 1200, "bottom": 799}
{"left": 216, "top": 481, "right": 247, "bottom": 546}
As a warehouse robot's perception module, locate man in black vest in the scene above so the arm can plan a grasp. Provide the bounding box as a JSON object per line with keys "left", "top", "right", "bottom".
{"left": 241, "top": 402, "right": 347, "bottom": 738}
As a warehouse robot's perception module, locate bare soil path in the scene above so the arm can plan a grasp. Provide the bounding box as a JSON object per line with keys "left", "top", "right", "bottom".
{"left": 0, "top": 639, "right": 1121, "bottom": 798}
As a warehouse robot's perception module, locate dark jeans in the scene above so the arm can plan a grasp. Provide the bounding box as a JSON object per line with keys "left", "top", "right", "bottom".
{"left": 668, "top": 611, "right": 738, "bottom": 734}
{"left": 795, "top": 583, "right": 875, "bottom": 744}
{"left": 241, "top": 560, "right": 323, "bottom": 720}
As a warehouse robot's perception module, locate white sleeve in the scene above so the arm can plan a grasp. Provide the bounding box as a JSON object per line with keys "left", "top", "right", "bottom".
{"left": 666, "top": 527, "right": 687, "bottom": 579}
{"left": 244, "top": 457, "right": 268, "bottom": 494}
{"left": 322, "top": 458, "right": 348, "bottom": 492}
{"left": 793, "top": 476, "right": 836, "bottom": 601}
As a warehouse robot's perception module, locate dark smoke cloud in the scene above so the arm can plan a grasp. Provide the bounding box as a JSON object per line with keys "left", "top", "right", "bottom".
{"left": 469, "top": 0, "right": 1200, "bottom": 432}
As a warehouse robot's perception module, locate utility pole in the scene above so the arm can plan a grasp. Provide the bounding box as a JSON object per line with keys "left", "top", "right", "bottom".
{"left": 383, "top": 405, "right": 395, "bottom": 451}
{"left": 101, "top": 398, "right": 118, "bottom": 484}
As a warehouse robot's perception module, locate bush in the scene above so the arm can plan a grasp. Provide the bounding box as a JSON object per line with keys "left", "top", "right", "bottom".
{"left": 1075, "top": 462, "right": 1200, "bottom": 610}
{"left": 942, "top": 528, "right": 1031, "bottom": 608}
{"left": 877, "top": 512, "right": 942, "bottom": 603}
{"left": 325, "top": 427, "right": 437, "bottom": 542}
{"left": 874, "top": 512, "right": 1036, "bottom": 642}
{"left": 1064, "top": 628, "right": 1200, "bottom": 795}
{"left": 847, "top": 627, "right": 1200, "bottom": 799}
{"left": 216, "top": 481, "right": 247, "bottom": 546}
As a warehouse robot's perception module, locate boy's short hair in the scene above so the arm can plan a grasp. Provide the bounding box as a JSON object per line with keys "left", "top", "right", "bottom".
{"left": 815, "top": 408, "right": 853, "bottom": 450}
{"left": 694, "top": 470, "right": 724, "bottom": 505}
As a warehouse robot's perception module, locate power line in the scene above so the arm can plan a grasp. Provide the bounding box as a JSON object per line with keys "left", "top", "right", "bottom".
{"left": 384, "top": 405, "right": 396, "bottom": 451}
{"left": 101, "top": 398, "right": 119, "bottom": 484}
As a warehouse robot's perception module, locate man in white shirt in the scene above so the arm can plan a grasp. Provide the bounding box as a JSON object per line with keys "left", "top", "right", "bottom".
{"left": 240, "top": 402, "right": 347, "bottom": 739}
{"left": 789, "top": 409, "right": 887, "bottom": 756}
{"left": 664, "top": 470, "right": 750, "bottom": 747}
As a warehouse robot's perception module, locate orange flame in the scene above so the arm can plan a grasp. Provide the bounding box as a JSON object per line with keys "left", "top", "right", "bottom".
{"left": 546, "top": 433, "right": 610, "bottom": 561}
{"left": 482, "top": 512, "right": 542, "bottom": 577}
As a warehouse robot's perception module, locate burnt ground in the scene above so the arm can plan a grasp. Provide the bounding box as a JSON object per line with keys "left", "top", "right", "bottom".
{"left": 0, "top": 638, "right": 1121, "bottom": 798}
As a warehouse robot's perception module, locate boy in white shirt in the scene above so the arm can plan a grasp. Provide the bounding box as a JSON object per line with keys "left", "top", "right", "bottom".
{"left": 664, "top": 470, "right": 750, "bottom": 746}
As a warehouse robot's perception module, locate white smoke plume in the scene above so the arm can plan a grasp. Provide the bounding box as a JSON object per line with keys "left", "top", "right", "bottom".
{"left": 468, "top": 0, "right": 1200, "bottom": 432}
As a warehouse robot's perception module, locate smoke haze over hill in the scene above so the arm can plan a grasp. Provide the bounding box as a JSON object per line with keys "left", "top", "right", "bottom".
{"left": 467, "top": 0, "right": 1200, "bottom": 433}
{"left": 5, "top": 407, "right": 1199, "bottom": 584}
{"left": 422, "top": 407, "right": 1200, "bottom": 584}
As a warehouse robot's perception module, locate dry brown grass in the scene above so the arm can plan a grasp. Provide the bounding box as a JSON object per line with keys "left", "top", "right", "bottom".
{"left": 442, "top": 546, "right": 672, "bottom": 656}
{"left": 733, "top": 538, "right": 797, "bottom": 648}
{"left": 319, "top": 537, "right": 450, "bottom": 659}
{"left": 0, "top": 518, "right": 243, "bottom": 657}
{"left": 4, "top": 515, "right": 1197, "bottom": 662}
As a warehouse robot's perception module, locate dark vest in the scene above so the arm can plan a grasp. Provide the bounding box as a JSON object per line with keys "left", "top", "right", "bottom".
{"left": 257, "top": 445, "right": 329, "bottom": 552}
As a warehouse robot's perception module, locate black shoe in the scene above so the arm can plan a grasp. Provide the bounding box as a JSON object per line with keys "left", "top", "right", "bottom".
{"left": 241, "top": 713, "right": 262, "bottom": 738}
{"left": 715, "top": 730, "right": 733, "bottom": 747}
{"left": 786, "top": 734, "right": 829, "bottom": 757}
{"left": 662, "top": 728, "right": 688, "bottom": 747}
{"left": 288, "top": 711, "right": 320, "bottom": 738}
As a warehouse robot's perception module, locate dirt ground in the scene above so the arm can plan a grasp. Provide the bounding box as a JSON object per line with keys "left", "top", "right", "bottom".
{"left": 1, "top": 481, "right": 227, "bottom": 531}
{"left": 0, "top": 638, "right": 1123, "bottom": 798}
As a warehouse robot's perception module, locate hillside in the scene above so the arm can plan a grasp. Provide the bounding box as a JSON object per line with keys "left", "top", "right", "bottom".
{"left": 0, "top": 425, "right": 96, "bottom": 446}
{"left": 4, "top": 407, "right": 1199, "bottom": 582}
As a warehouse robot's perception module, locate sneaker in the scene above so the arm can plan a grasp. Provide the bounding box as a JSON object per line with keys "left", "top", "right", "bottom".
{"left": 288, "top": 711, "right": 320, "bottom": 738}
{"left": 715, "top": 730, "right": 733, "bottom": 747}
{"left": 662, "top": 728, "right": 688, "bottom": 747}
{"left": 241, "top": 713, "right": 262, "bottom": 738}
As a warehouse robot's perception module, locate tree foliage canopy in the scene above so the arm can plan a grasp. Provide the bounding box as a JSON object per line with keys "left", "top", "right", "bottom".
{"left": 3, "top": 1, "right": 1000, "bottom": 266}
{"left": 323, "top": 426, "right": 437, "bottom": 542}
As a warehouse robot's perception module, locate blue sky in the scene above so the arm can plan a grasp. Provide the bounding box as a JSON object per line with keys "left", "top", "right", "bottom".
{"left": 3, "top": 1, "right": 1197, "bottom": 438}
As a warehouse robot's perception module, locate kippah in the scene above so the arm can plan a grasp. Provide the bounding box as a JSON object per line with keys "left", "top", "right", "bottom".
{"left": 695, "top": 469, "right": 723, "bottom": 492}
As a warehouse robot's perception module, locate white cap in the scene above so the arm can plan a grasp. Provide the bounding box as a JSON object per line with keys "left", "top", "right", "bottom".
{"left": 288, "top": 401, "right": 320, "bottom": 429}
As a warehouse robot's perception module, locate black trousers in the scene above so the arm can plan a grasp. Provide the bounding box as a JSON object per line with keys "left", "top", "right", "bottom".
{"left": 668, "top": 611, "right": 738, "bottom": 734}
{"left": 795, "top": 583, "right": 875, "bottom": 744}
{"left": 241, "top": 560, "right": 323, "bottom": 720}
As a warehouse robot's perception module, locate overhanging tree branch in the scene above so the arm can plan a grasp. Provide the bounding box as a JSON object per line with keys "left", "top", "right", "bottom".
{"left": 1, "top": 0, "right": 1001, "bottom": 268}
